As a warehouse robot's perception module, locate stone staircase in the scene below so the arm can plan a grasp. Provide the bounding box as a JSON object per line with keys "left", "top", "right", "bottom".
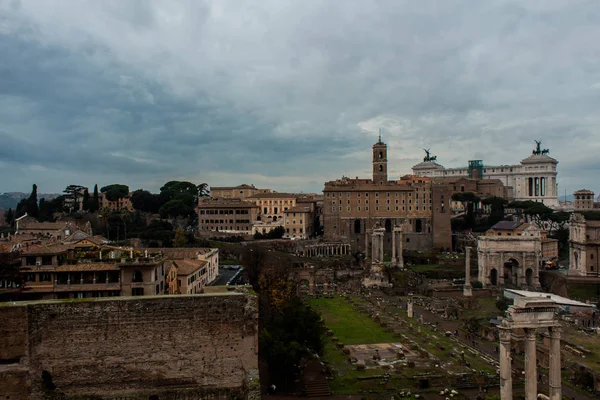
{"left": 303, "top": 377, "right": 331, "bottom": 397}
{"left": 302, "top": 359, "right": 331, "bottom": 397}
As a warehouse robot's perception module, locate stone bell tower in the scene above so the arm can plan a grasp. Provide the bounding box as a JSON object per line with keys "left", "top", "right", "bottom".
{"left": 372, "top": 130, "right": 388, "bottom": 185}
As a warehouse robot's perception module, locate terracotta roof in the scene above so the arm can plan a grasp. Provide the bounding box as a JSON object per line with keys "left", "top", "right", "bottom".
{"left": 211, "top": 184, "right": 257, "bottom": 190}
{"left": 174, "top": 259, "right": 207, "bottom": 276}
{"left": 56, "top": 263, "right": 120, "bottom": 272}
{"left": 430, "top": 177, "right": 473, "bottom": 184}
{"left": 22, "top": 244, "right": 69, "bottom": 255}
{"left": 20, "top": 222, "right": 67, "bottom": 231}
{"left": 490, "top": 221, "right": 527, "bottom": 231}
{"left": 245, "top": 192, "right": 298, "bottom": 199}
{"left": 0, "top": 243, "right": 13, "bottom": 252}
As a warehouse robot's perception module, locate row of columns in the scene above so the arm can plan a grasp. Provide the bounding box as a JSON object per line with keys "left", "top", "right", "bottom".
{"left": 305, "top": 244, "right": 351, "bottom": 257}
{"left": 365, "top": 226, "right": 405, "bottom": 266}
{"left": 499, "top": 326, "right": 561, "bottom": 400}
{"left": 371, "top": 228, "right": 385, "bottom": 263}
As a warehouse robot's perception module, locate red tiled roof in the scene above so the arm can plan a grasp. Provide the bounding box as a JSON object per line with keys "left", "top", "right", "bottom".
{"left": 174, "top": 259, "right": 207, "bottom": 276}
{"left": 22, "top": 244, "right": 69, "bottom": 255}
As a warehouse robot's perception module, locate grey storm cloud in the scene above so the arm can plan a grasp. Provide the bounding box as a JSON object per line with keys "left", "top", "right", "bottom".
{"left": 0, "top": 0, "right": 599, "bottom": 195}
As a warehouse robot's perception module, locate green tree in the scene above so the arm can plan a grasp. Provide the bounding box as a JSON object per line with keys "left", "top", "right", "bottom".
{"left": 4, "top": 208, "right": 14, "bottom": 225}
{"left": 38, "top": 196, "right": 65, "bottom": 222}
{"left": 131, "top": 190, "right": 162, "bottom": 213}
{"left": 90, "top": 184, "right": 100, "bottom": 212}
{"left": 82, "top": 189, "right": 90, "bottom": 211}
{"left": 173, "top": 228, "right": 187, "bottom": 247}
{"left": 197, "top": 183, "right": 210, "bottom": 197}
{"left": 100, "top": 184, "right": 130, "bottom": 201}
{"left": 28, "top": 184, "right": 39, "bottom": 218}
{"left": 496, "top": 297, "right": 511, "bottom": 312}
{"left": 482, "top": 196, "right": 508, "bottom": 226}
{"left": 15, "top": 184, "right": 39, "bottom": 218}
{"left": 452, "top": 192, "right": 481, "bottom": 228}
{"left": 158, "top": 199, "right": 194, "bottom": 219}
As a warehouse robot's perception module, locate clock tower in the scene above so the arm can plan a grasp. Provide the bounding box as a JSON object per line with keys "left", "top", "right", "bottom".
{"left": 372, "top": 132, "right": 388, "bottom": 185}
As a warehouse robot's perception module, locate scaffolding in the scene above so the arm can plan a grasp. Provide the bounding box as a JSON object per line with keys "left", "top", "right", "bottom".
{"left": 468, "top": 160, "right": 484, "bottom": 179}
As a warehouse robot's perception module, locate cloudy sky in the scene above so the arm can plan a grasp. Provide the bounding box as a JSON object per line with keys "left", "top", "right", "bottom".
{"left": 1, "top": 0, "right": 599, "bottom": 196}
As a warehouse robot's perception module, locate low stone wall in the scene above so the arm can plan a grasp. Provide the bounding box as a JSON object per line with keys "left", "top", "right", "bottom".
{"left": 0, "top": 293, "right": 259, "bottom": 400}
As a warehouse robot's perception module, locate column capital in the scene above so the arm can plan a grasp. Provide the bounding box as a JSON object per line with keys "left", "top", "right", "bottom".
{"left": 499, "top": 326, "right": 512, "bottom": 342}
{"left": 549, "top": 326, "right": 562, "bottom": 339}
{"left": 525, "top": 328, "right": 537, "bottom": 340}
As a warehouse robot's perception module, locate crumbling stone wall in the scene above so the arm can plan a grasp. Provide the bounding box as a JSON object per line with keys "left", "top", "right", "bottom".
{"left": 0, "top": 293, "right": 258, "bottom": 400}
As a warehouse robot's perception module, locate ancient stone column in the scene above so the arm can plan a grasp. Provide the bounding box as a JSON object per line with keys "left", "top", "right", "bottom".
{"left": 397, "top": 228, "right": 404, "bottom": 268}
{"left": 392, "top": 228, "right": 396, "bottom": 264}
{"left": 407, "top": 298, "right": 414, "bottom": 318}
{"left": 380, "top": 232, "right": 384, "bottom": 263}
{"left": 525, "top": 328, "right": 537, "bottom": 400}
{"left": 549, "top": 327, "right": 561, "bottom": 400}
{"left": 365, "top": 229, "right": 372, "bottom": 259}
{"left": 371, "top": 233, "right": 378, "bottom": 262}
{"left": 463, "top": 247, "right": 473, "bottom": 297}
{"left": 499, "top": 326, "right": 513, "bottom": 400}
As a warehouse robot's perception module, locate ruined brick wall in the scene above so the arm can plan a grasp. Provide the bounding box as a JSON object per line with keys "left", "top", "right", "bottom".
{"left": 0, "top": 293, "right": 258, "bottom": 400}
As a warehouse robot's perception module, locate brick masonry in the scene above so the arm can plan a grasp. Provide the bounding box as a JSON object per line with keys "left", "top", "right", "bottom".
{"left": 0, "top": 293, "right": 259, "bottom": 400}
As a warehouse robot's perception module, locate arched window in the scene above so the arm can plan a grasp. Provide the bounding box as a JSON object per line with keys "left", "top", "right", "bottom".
{"left": 378, "top": 151, "right": 383, "bottom": 160}
{"left": 379, "top": 165, "right": 383, "bottom": 172}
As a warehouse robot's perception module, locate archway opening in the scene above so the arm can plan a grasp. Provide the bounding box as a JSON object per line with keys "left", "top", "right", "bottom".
{"left": 385, "top": 219, "right": 392, "bottom": 233}
{"left": 504, "top": 258, "right": 519, "bottom": 286}
{"left": 354, "top": 219, "right": 361, "bottom": 234}
{"left": 526, "top": 268, "right": 533, "bottom": 286}
{"left": 415, "top": 219, "right": 423, "bottom": 233}
{"left": 490, "top": 268, "right": 498, "bottom": 286}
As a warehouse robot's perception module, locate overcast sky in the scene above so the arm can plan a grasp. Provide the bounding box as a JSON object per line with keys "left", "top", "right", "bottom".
{"left": 1, "top": 0, "right": 599, "bottom": 197}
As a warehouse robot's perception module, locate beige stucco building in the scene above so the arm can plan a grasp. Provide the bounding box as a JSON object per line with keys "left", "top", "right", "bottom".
{"left": 573, "top": 189, "right": 595, "bottom": 211}
{"left": 197, "top": 198, "right": 259, "bottom": 234}
{"left": 569, "top": 213, "right": 600, "bottom": 277}
{"left": 477, "top": 221, "right": 557, "bottom": 289}
{"left": 100, "top": 193, "right": 134, "bottom": 212}
{"left": 283, "top": 205, "right": 313, "bottom": 239}
{"left": 210, "top": 184, "right": 271, "bottom": 199}
{"left": 174, "top": 259, "right": 209, "bottom": 294}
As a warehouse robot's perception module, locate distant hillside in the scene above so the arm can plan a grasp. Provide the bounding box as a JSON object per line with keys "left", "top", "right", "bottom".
{"left": 0, "top": 192, "right": 61, "bottom": 211}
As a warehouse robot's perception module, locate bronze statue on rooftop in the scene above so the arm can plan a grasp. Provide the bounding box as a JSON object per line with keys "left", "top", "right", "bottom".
{"left": 423, "top": 148, "right": 437, "bottom": 162}
{"left": 532, "top": 140, "right": 550, "bottom": 155}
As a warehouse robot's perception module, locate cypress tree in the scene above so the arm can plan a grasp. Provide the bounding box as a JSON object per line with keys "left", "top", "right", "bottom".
{"left": 28, "top": 184, "right": 39, "bottom": 218}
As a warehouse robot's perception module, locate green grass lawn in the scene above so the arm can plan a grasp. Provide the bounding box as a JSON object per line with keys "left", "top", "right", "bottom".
{"left": 309, "top": 297, "right": 397, "bottom": 344}
{"left": 309, "top": 296, "right": 497, "bottom": 396}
